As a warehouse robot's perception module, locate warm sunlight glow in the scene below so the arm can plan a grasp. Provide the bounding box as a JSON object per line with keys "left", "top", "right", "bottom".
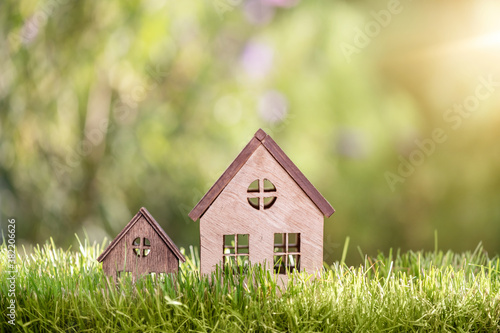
{"left": 474, "top": 31, "right": 500, "bottom": 48}
{"left": 406, "top": 30, "right": 500, "bottom": 62}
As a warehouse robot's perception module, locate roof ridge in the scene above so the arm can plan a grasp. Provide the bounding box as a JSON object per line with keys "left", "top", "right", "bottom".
{"left": 188, "top": 129, "right": 334, "bottom": 221}
{"left": 139, "top": 207, "right": 186, "bottom": 262}
{"left": 97, "top": 207, "right": 185, "bottom": 262}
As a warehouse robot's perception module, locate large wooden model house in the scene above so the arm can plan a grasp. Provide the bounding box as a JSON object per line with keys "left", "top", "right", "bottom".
{"left": 97, "top": 207, "right": 185, "bottom": 279}
{"left": 189, "top": 129, "right": 334, "bottom": 275}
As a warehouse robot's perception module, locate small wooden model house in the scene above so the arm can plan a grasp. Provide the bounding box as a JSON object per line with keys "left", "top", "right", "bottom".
{"left": 97, "top": 207, "right": 185, "bottom": 279}
{"left": 189, "top": 129, "right": 334, "bottom": 275}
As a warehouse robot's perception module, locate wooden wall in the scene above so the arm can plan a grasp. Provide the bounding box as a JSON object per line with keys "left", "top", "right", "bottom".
{"left": 200, "top": 145, "right": 324, "bottom": 275}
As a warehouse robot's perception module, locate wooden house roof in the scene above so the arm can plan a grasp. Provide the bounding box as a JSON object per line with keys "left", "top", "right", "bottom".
{"left": 97, "top": 207, "right": 186, "bottom": 263}
{"left": 188, "top": 129, "right": 335, "bottom": 221}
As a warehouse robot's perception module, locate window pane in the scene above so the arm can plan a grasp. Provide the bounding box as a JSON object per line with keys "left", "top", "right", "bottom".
{"left": 274, "top": 246, "right": 286, "bottom": 253}
{"left": 236, "top": 255, "right": 249, "bottom": 267}
{"left": 237, "top": 234, "right": 249, "bottom": 246}
{"left": 247, "top": 197, "right": 259, "bottom": 209}
{"left": 143, "top": 249, "right": 151, "bottom": 257}
{"left": 144, "top": 238, "right": 151, "bottom": 246}
{"left": 274, "top": 255, "right": 286, "bottom": 274}
{"left": 263, "top": 179, "right": 276, "bottom": 192}
{"left": 274, "top": 233, "right": 284, "bottom": 245}
{"left": 263, "top": 196, "right": 277, "bottom": 209}
{"left": 224, "top": 235, "right": 235, "bottom": 246}
{"left": 288, "top": 255, "right": 300, "bottom": 271}
{"left": 132, "top": 237, "right": 140, "bottom": 246}
{"left": 133, "top": 248, "right": 141, "bottom": 257}
{"left": 274, "top": 233, "right": 285, "bottom": 253}
{"left": 238, "top": 248, "right": 249, "bottom": 254}
{"left": 288, "top": 233, "right": 300, "bottom": 248}
{"left": 237, "top": 234, "right": 249, "bottom": 254}
{"left": 223, "top": 256, "right": 235, "bottom": 266}
{"left": 247, "top": 179, "right": 259, "bottom": 192}
{"left": 223, "top": 235, "right": 235, "bottom": 254}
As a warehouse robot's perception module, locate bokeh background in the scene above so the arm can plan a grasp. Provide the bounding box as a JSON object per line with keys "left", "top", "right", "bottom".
{"left": 2, "top": 0, "right": 500, "bottom": 265}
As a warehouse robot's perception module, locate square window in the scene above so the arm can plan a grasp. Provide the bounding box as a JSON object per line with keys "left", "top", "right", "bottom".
{"left": 223, "top": 234, "right": 250, "bottom": 269}
{"left": 273, "top": 233, "right": 301, "bottom": 274}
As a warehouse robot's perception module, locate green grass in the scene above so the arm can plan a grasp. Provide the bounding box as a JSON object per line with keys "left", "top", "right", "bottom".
{"left": 1, "top": 237, "right": 500, "bottom": 332}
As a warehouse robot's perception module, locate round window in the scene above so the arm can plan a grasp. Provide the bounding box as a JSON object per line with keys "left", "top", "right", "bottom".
{"left": 132, "top": 237, "right": 151, "bottom": 257}
{"left": 247, "top": 179, "right": 277, "bottom": 210}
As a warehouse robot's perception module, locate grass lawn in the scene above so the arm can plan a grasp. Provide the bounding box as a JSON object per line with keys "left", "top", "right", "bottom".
{"left": 1, "top": 236, "right": 500, "bottom": 332}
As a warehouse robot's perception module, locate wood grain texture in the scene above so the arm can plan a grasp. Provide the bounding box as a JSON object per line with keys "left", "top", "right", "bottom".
{"left": 189, "top": 129, "right": 334, "bottom": 221}
{"left": 200, "top": 145, "right": 324, "bottom": 275}
{"left": 98, "top": 207, "right": 185, "bottom": 279}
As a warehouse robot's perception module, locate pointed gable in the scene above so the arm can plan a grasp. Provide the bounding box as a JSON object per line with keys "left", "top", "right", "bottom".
{"left": 189, "top": 129, "right": 335, "bottom": 221}
{"left": 97, "top": 207, "right": 185, "bottom": 263}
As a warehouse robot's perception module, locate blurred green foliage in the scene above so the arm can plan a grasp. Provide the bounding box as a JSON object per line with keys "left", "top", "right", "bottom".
{"left": 1, "top": 0, "right": 500, "bottom": 264}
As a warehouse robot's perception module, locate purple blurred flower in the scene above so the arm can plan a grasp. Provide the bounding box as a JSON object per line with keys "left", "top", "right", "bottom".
{"left": 243, "top": 0, "right": 275, "bottom": 25}
{"left": 20, "top": 16, "right": 42, "bottom": 44}
{"left": 336, "top": 129, "right": 368, "bottom": 159}
{"left": 262, "top": 0, "right": 299, "bottom": 8}
{"left": 240, "top": 41, "right": 274, "bottom": 79}
{"left": 243, "top": 0, "right": 300, "bottom": 25}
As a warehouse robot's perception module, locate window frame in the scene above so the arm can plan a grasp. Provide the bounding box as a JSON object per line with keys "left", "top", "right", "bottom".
{"left": 223, "top": 234, "right": 250, "bottom": 268}
{"left": 132, "top": 237, "right": 151, "bottom": 258}
{"left": 273, "top": 233, "right": 301, "bottom": 274}
{"left": 247, "top": 178, "right": 277, "bottom": 210}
